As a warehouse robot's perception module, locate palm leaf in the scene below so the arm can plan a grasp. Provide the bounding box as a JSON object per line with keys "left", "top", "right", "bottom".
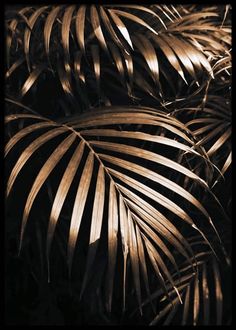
{"left": 23, "top": 6, "right": 48, "bottom": 71}
{"left": 67, "top": 151, "right": 94, "bottom": 275}
{"left": 6, "top": 6, "right": 32, "bottom": 68}
{"left": 105, "top": 181, "right": 119, "bottom": 312}
{"left": 5, "top": 5, "right": 231, "bottom": 108}
{"left": 4, "top": 4, "right": 231, "bottom": 325}
{"left": 185, "top": 102, "right": 231, "bottom": 182}
{"left": 136, "top": 235, "right": 230, "bottom": 325}
{"left": 21, "top": 65, "right": 45, "bottom": 97}
{"left": 44, "top": 5, "right": 62, "bottom": 58}
{"left": 46, "top": 140, "right": 85, "bottom": 275}
{"left": 5, "top": 106, "right": 223, "bottom": 312}
{"left": 149, "top": 253, "right": 227, "bottom": 326}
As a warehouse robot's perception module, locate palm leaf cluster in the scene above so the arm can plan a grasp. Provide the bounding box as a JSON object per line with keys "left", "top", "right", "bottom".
{"left": 5, "top": 4, "right": 231, "bottom": 326}
{"left": 140, "top": 237, "right": 230, "bottom": 326}
{"left": 6, "top": 4, "right": 230, "bottom": 110}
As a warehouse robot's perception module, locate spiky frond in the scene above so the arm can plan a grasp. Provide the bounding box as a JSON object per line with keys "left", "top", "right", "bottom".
{"left": 5, "top": 5, "right": 231, "bottom": 111}
{"left": 5, "top": 105, "right": 224, "bottom": 313}
{"left": 132, "top": 235, "right": 231, "bottom": 325}
{"left": 5, "top": 4, "right": 231, "bottom": 326}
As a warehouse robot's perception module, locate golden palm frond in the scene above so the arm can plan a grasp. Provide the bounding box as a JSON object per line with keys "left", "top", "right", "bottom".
{"left": 5, "top": 4, "right": 231, "bottom": 325}
{"left": 187, "top": 103, "right": 231, "bottom": 177}
{"left": 135, "top": 235, "right": 231, "bottom": 325}
{"left": 169, "top": 95, "right": 231, "bottom": 187}
{"left": 5, "top": 5, "right": 231, "bottom": 109}
{"left": 150, "top": 254, "right": 225, "bottom": 325}
{"left": 5, "top": 105, "right": 223, "bottom": 313}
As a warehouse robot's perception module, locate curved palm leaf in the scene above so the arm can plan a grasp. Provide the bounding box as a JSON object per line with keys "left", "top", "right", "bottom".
{"left": 148, "top": 254, "right": 223, "bottom": 325}
{"left": 5, "top": 106, "right": 222, "bottom": 313}
{"left": 5, "top": 5, "right": 231, "bottom": 110}
{"left": 130, "top": 233, "right": 231, "bottom": 325}
{"left": 147, "top": 242, "right": 230, "bottom": 325}
{"left": 171, "top": 95, "right": 231, "bottom": 187}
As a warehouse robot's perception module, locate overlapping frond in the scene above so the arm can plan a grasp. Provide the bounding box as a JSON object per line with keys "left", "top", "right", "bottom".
{"left": 130, "top": 234, "right": 231, "bottom": 325}
{"left": 5, "top": 106, "right": 222, "bottom": 313}
{"left": 5, "top": 5, "right": 231, "bottom": 110}
{"left": 187, "top": 104, "right": 231, "bottom": 177}
{"left": 5, "top": 4, "right": 231, "bottom": 325}
{"left": 169, "top": 95, "right": 231, "bottom": 187}
{"left": 148, "top": 248, "right": 229, "bottom": 325}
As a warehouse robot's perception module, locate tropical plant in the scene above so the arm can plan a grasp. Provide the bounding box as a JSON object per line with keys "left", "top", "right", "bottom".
{"left": 5, "top": 3, "right": 231, "bottom": 326}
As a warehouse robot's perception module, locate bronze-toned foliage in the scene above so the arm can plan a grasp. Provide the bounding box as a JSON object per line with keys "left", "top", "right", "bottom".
{"left": 5, "top": 4, "right": 231, "bottom": 108}
{"left": 5, "top": 4, "right": 231, "bottom": 326}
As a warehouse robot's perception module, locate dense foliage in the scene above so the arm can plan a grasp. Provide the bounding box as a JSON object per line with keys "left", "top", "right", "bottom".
{"left": 5, "top": 4, "right": 231, "bottom": 325}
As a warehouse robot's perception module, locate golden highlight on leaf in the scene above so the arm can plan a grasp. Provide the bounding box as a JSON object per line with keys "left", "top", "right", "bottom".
{"left": 5, "top": 3, "right": 231, "bottom": 324}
